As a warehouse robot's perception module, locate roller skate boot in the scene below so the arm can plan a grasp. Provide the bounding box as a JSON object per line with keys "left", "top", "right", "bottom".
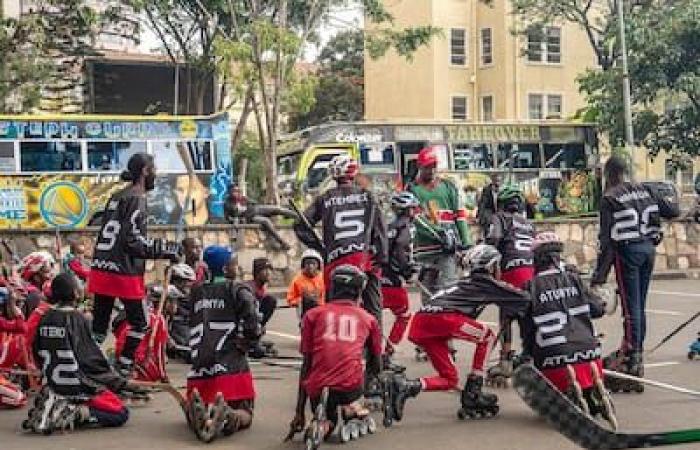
{"left": 390, "top": 373, "right": 421, "bottom": 424}
{"left": 587, "top": 362, "right": 618, "bottom": 430}
{"left": 382, "top": 353, "right": 406, "bottom": 374}
{"left": 363, "top": 376, "right": 383, "bottom": 412}
{"left": 486, "top": 351, "right": 514, "bottom": 388}
{"left": 604, "top": 350, "right": 644, "bottom": 393}
{"left": 457, "top": 374, "right": 499, "bottom": 420}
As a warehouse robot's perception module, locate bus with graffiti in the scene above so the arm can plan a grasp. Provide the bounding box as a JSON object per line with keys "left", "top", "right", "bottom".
{"left": 277, "top": 121, "right": 600, "bottom": 219}
{"left": 0, "top": 113, "right": 232, "bottom": 229}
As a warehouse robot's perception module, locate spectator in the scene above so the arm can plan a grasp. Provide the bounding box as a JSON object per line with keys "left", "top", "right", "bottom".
{"left": 477, "top": 173, "right": 500, "bottom": 237}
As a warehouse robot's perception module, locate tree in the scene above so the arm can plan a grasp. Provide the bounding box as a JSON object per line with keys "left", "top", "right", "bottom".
{"left": 290, "top": 30, "right": 365, "bottom": 130}
{"left": 140, "top": 1, "right": 439, "bottom": 204}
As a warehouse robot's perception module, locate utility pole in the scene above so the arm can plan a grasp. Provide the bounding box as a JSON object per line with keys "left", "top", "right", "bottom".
{"left": 617, "top": 0, "right": 636, "bottom": 180}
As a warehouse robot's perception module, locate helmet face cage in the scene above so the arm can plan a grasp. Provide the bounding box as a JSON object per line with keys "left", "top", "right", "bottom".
{"left": 329, "top": 264, "right": 367, "bottom": 299}
{"left": 464, "top": 244, "right": 501, "bottom": 273}
{"left": 329, "top": 155, "right": 359, "bottom": 181}
{"left": 170, "top": 263, "right": 196, "bottom": 282}
{"left": 390, "top": 191, "right": 420, "bottom": 210}
{"left": 20, "top": 251, "right": 56, "bottom": 280}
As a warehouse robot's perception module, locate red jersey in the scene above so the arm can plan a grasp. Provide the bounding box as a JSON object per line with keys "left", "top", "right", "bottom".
{"left": 114, "top": 312, "right": 168, "bottom": 382}
{"left": 300, "top": 300, "right": 382, "bottom": 399}
{"left": 25, "top": 301, "right": 51, "bottom": 351}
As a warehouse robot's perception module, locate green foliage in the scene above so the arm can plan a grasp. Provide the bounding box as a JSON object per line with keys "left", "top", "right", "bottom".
{"left": 234, "top": 132, "right": 266, "bottom": 200}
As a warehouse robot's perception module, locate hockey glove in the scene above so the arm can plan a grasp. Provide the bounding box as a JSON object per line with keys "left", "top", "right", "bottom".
{"left": 161, "top": 241, "right": 182, "bottom": 263}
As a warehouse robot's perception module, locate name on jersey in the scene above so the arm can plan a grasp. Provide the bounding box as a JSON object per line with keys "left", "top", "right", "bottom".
{"left": 327, "top": 243, "right": 366, "bottom": 261}
{"left": 323, "top": 192, "right": 369, "bottom": 208}
{"left": 188, "top": 363, "right": 229, "bottom": 378}
{"left": 39, "top": 326, "right": 66, "bottom": 338}
{"left": 541, "top": 347, "right": 601, "bottom": 368}
{"left": 194, "top": 298, "right": 226, "bottom": 314}
{"left": 538, "top": 285, "right": 580, "bottom": 303}
{"left": 505, "top": 258, "right": 533, "bottom": 270}
{"left": 616, "top": 190, "right": 650, "bottom": 203}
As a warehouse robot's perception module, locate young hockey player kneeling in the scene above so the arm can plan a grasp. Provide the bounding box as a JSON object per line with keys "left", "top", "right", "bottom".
{"left": 391, "top": 245, "right": 530, "bottom": 422}
{"left": 287, "top": 265, "right": 382, "bottom": 447}
{"left": 26, "top": 273, "right": 146, "bottom": 434}
{"left": 521, "top": 232, "right": 616, "bottom": 428}
{"left": 186, "top": 251, "right": 262, "bottom": 443}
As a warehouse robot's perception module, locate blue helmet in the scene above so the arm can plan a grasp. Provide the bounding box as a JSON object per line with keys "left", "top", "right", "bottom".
{"left": 203, "top": 245, "right": 235, "bottom": 277}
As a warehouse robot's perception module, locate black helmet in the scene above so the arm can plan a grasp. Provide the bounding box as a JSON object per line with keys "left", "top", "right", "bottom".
{"left": 328, "top": 264, "right": 367, "bottom": 301}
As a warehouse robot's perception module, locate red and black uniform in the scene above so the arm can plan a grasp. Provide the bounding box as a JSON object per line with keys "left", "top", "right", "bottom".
{"left": 34, "top": 306, "right": 130, "bottom": 427}
{"left": 294, "top": 185, "right": 388, "bottom": 325}
{"left": 300, "top": 300, "right": 382, "bottom": 418}
{"left": 408, "top": 273, "right": 529, "bottom": 390}
{"left": 0, "top": 310, "right": 28, "bottom": 371}
{"left": 113, "top": 308, "right": 168, "bottom": 382}
{"left": 381, "top": 215, "right": 417, "bottom": 353}
{"left": 88, "top": 186, "right": 175, "bottom": 368}
{"left": 187, "top": 281, "right": 261, "bottom": 408}
{"left": 522, "top": 267, "right": 605, "bottom": 392}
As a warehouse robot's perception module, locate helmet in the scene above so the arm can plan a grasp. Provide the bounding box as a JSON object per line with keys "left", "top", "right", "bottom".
{"left": 532, "top": 231, "right": 564, "bottom": 256}
{"left": 170, "top": 263, "right": 196, "bottom": 282}
{"left": 417, "top": 147, "right": 438, "bottom": 168}
{"left": 19, "top": 251, "right": 56, "bottom": 281}
{"left": 147, "top": 283, "right": 185, "bottom": 301}
{"left": 390, "top": 191, "right": 420, "bottom": 210}
{"left": 497, "top": 184, "right": 524, "bottom": 205}
{"left": 463, "top": 244, "right": 501, "bottom": 273}
{"left": 203, "top": 246, "right": 234, "bottom": 277}
{"left": 301, "top": 249, "right": 323, "bottom": 268}
{"left": 329, "top": 264, "right": 367, "bottom": 300}
{"left": 328, "top": 154, "right": 359, "bottom": 181}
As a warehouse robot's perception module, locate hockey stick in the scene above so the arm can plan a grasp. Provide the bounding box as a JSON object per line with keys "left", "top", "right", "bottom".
{"left": 646, "top": 310, "right": 700, "bottom": 356}
{"left": 288, "top": 199, "right": 326, "bottom": 256}
{"left": 131, "top": 380, "right": 187, "bottom": 413}
{"left": 602, "top": 369, "right": 700, "bottom": 398}
{"left": 515, "top": 364, "right": 700, "bottom": 449}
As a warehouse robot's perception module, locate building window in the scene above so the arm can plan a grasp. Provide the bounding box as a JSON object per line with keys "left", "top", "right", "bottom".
{"left": 0, "top": 142, "right": 15, "bottom": 172}
{"left": 481, "top": 95, "right": 494, "bottom": 121}
{"left": 528, "top": 93, "right": 563, "bottom": 120}
{"left": 87, "top": 141, "right": 147, "bottom": 171}
{"left": 481, "top": 28, "right": 493, "bottom": 65}
{"left": 450, "top": 28, "right": 467, "bottom": 66}
{"left": 452, "top": 96, "right": 468, "bottom": 120}
{"left": 20, "top": 141, "right": 82, "bottom": 172}
{"left": 527, "top": 26, "right": 561, "bottom": 64}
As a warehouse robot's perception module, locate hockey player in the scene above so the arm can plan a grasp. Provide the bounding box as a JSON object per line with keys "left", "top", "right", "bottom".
{"left": 62, "top": 237, "right": 91, "bottom": 287}
{"left": 287, "top": 249, "right": 325, "bottom": 319}
{"left": 182, "top": 237, "right": 210, "bottom": 285}
{"left": 166, "top": 263, "right": 197, "bottom": 362}
{"left": 391, "top": 244, "right": 530, "bottom": 421}
{"left": 113, "top": 284, "right": 172, "bottom": 383}
{"left": 520, "top": 232, "right": 613, "bottom": 424}
{"left": 590, "top": 155, "right": 679, "bottom": 391}
{"left": 0, "top": 286, "right": 29, "bottom": 407}
{"left": 18, "top": 251, "right": 56, "bottom": 317}
{"left": 247, "top": 258, "right": 279, "bottom": 358}
{"left": 381, "top": 191, "right": 421, "bottom": 368}
{"left": 186, "top": 250, "right": 262, "bottom": 442}
{"left": 288, "top": 265, "right": 382, "bottom": 440}
{"left": 88, "top": 153, "right": 180, "bottom": 377}
{"left": 293, "top": 154, "right": 388, "bottom": 328}
{"left": 26, "top": 273, "right": 145, "bottom": 434}
{"left": 203, "top": 245, "right": 234, "bottom": 283}
{"left": 485, "top": 184, "right": 535, "bottom": 386}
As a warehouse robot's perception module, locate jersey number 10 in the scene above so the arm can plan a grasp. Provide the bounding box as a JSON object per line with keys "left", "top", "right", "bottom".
{"left": 322, "top": 313, "right": 359, "bottom": 343}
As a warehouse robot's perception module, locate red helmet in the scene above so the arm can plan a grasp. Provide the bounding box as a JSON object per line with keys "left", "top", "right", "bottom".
{"left": 19, "top": 251, "right": 56, "bottom": 281}
{"left": 417, "top": 147, "right": 439, "bottom": 168}
{"left": 329, "top": 154, "right": 359, "bottom": 180}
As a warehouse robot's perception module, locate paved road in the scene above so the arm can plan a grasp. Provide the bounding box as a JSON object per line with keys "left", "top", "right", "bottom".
{"left": 2, "top": 279, "right": 700, "bottom": 450}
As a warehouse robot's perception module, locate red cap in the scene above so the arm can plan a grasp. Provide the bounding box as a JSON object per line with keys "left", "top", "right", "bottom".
{"left": 417, "top": 147, "right": 438, "bottom": 168}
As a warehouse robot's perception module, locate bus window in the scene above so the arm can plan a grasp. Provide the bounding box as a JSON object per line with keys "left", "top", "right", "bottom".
{"left": 306, "top": 154, "right": 335, "bottom": 190}
{"left": 151, "top": 141, "right": 213, "bottom": 172}
{"left": 359, "top": 143, "right": 395, "bottom": 170}
{"left": 20, "top": 141, "right": 82, "bottom": 172}
{"left": 497, "top": 143, "right": 541, "bottom": 169}
{"left": 452, "top": 143, "right": 493, "bottom": 170}
{"left": 0, "top": 142, "right": 15, "bottom": 172}
{"left": 87, "top": 141, "right": 147, "bottom": 171}
{"left": 544, "top": 143, "right": 586, "bottom": 170}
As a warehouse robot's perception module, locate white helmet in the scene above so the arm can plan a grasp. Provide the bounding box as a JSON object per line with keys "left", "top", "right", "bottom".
{"left": 301, "top": 249, "right": 323, "bottom": 267}
{"left": 328, "top": 154, "right": 359, "bottom": 180}
{"left": 19, "top": 251, "right": 56, "bottom": 281}
{"left": 148, "top": 283, "right": 186, "bottom": 301}
{"left": 463, "top": 244, "right": 501, "bottom": 273}
{"left": 170, "top": 263, "right": 196, "bottom": 282}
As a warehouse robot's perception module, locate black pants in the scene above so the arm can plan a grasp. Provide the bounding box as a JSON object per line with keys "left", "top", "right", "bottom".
{"left": 92, "top": 295, "right": 148, "bottom": 366}
{"left": 615, "top": 241, "right": 655, "bottom": 352}
{"left": 361, "top": 273, "right": 382, "bottom": 330}
{"left": 258, "top": 295, "right": 277, "bottom": 327}
{"left": 310, "top": 387, "right": 363, "bottom": 425}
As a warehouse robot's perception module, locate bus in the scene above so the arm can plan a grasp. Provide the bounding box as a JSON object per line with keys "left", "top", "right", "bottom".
{"left": 277, "top": 121, "right": 600, "bottom": 219}
{"left": 0, "top": 113, "right": 232, "bottom": 229}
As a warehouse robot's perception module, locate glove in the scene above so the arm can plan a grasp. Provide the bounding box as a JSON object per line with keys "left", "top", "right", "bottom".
{"left": 163, "top": 240, "right": 181, "bottom": 262}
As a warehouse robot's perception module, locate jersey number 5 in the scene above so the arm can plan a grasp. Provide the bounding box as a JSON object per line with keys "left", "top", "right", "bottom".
{"left": 334, "top": 209, "right": 366, "bottom": 240}
{"left": 322, "top": 313, "right": 359, "bottom": 343}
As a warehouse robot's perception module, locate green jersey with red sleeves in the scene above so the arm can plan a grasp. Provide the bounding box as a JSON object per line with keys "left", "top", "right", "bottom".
{"left": 409, "top": 177, "right": 472, "bottom": 256}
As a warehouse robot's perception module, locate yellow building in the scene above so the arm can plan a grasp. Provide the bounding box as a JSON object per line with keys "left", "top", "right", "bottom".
{"left": 365, "top": 0, "right": 596, "bottom": 122}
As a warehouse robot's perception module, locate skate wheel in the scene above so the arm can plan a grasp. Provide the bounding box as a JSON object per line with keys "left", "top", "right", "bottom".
{"left": 489, "top": 405, "right": 499, "bottom": 417}
{"left": 366, "top": 417, "right": 377, "bottom": 434}
{"left": 304, "top": 434, "right": 315, "bottom": 450}
{"left": 21, "top": 419, "right": 31, "bottom": 431}
{"left": 688, "top": 352, "right": 694, "bottom": 360}
{"left": 634, "top": 384, "right": 644, "bottom": 393}
{"left": 457, "top": 409, "right": 467, "bottom": 420}
{"left": 382, "top": 414, "right": 393, "bottom": 428}
{"left": 350, "top": 423, "right": 360, "bottom": 440}
{"left": 358, "top": 420, "right": 368, "bottom": 436}
{"left": 340, "top": 424, "right": 352, "bottom": 443}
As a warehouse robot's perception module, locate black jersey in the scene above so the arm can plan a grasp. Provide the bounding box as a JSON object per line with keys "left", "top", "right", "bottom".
{"left": 295, "top": 185, "right": 388, "bottom": 270}
{"left": 88, "top": 186, "right": 163, "bottom": 299}
{"left": 487, "top": 212, "right": 535, "bottom": 271}
{"left": 422, "top": 272, "right": 530, "bottom": 318}
{"left": 187, "top": 281, "right": 262, "bottom": 381}
{"left": 33, "top": 306, "right": 126, "bottom": 400}
{"left": 522, "top": 268, "right": 605, "bottom": 369}
{"left": 382, "top": 215, "right": 415, "bottom": 287}
{"left": 591, "top": 182, "right": 679, "bottom": 284}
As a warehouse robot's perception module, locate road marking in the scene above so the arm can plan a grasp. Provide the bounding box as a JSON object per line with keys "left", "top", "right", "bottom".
{"left": 644, "top": 361, "right": 680, "bottom": 369}
{"left": 267, "top": 330, "right": 301, "bottom": 341}
{"left": 651, "top": 290, "right": 700, "bottom": 298}
{"left": 646, "top": 309, "right": 683, "bottom": 316}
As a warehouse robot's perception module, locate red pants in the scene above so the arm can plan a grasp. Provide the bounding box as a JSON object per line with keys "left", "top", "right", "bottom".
{"left": 0, "top": 335, "right": 29, "bottom": 370}
{"left": 381, "top": 286, "right": 411, "bottom": 352}
{"left": 541, "top": 359, "right": 603, "bottom": 393}
{"left": 408, "top": 312, "right": 496, "bottom": 391}
{"left": 0, "top": 374, "right": 26, "bottom": 409}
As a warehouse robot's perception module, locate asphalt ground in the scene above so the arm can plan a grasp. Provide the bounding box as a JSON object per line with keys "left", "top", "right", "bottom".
{"left": 2, "top": 278, "right": 699, "bottom": 450}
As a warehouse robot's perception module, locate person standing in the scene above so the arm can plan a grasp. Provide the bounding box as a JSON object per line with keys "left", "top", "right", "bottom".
{"left": 477, "top": 173, "right": 501, "bottom": 238}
